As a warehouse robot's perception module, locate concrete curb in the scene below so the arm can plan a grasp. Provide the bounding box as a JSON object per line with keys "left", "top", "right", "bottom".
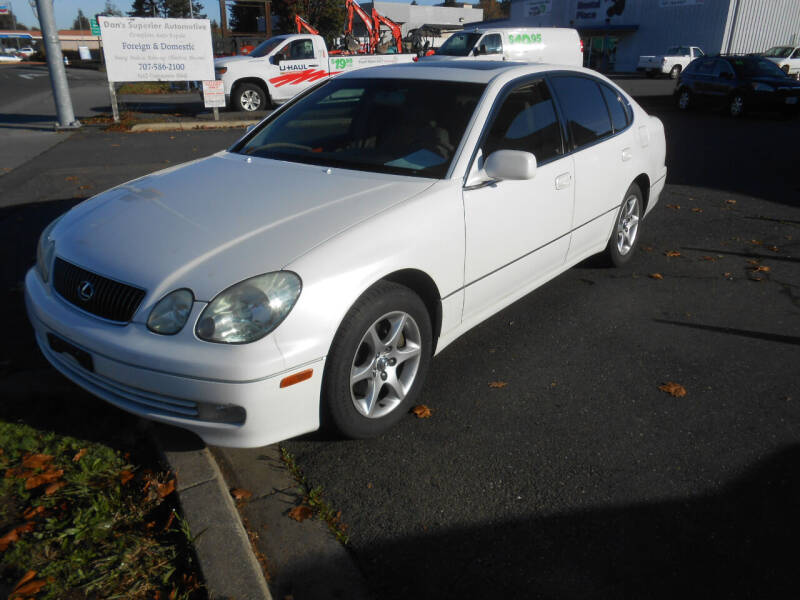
{"left": 130, "top": 120, "right": 258, "bottom": 132}
{"left": 150, "top": 424, "right": 272, "bottom": 600}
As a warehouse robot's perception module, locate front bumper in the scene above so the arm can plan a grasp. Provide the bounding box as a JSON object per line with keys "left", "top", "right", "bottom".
{"left": 24, "top": 268, "right": 323, "bottom": 448}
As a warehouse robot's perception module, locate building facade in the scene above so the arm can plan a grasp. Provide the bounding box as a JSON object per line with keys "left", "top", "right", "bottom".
{"left": 510, "top": 0, "right": 800, "bottom": 71}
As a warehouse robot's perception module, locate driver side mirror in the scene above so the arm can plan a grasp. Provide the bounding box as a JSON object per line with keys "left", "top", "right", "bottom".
{"left": 472, "top": 45, "right": 484, "bottom": 56}
{"left": 484, "top": 150, "right": 537, "bottom": 181}
{"left": 272, "top": 55, "right": 282, "bottom": 65}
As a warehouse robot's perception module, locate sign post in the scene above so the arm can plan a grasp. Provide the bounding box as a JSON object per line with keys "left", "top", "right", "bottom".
{"left": 202, "top": 79, "right": 224, "bottom": 121}
{"left": 99, "top": 16, "right": 215, "bottom": 122}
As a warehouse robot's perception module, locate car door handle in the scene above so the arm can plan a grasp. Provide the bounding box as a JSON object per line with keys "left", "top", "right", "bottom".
{"left": 621, "top": 147, "right": 633, "bottom": 162}
{"left": 555, "top": 172, "right": 571, "bottom": 190}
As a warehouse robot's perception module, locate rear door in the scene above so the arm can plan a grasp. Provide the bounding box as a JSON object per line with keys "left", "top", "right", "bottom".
{"left": 549, "top": 74, "right": 635, "bottom": 261}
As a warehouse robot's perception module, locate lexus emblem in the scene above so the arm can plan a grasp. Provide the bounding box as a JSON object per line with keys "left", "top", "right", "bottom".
{"left": 77, "top": 280, "right": 95, "bottom": 302}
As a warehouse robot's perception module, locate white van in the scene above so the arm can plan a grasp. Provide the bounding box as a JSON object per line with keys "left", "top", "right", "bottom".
{"left": 422, "top": 27, "right": 582, "bottom": 67}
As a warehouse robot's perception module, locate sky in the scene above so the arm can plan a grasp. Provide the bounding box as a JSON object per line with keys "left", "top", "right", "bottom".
{"left": 10, "top": 0, "right": 447, "bottom": 31}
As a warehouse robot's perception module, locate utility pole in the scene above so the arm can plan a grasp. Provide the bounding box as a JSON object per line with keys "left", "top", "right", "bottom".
{"left": 35, "top": 0, "right": 80, "bottom": 129}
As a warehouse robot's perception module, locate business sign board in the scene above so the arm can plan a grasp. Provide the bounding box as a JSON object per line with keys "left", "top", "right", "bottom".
{"left": 524, "top": 0, "right": 551, "bottom": 17}
{"left": 202, "top": 79, "right": 225, "bottom": 107}
{"left": 98, "top": 16, "right": 214, "bottom": 82}
{"left": 90, "top": 18, "right": 101, "bottom": 36}
{"left": 0, "top": 4, "right": 10, "bottom": 15}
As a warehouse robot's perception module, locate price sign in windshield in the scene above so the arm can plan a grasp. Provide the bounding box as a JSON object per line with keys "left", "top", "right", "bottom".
{"left": 99, "top": 16, "right": 214, "bottom": 82}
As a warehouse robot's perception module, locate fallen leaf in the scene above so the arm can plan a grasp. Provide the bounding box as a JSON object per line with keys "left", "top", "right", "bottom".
{"left": 750, "top": 240, "right": 763, "bottom": 245}
{"left": 700, "top": 256, "right": 716, "bottom": 262}
{"left": 649, "top": 273, "right": 663, "bottom": 280}
{"left": 231, "top": 488, "right": 253, "bottom": 501}
{"left": 11, "top": 570, "right": 37, "bottom": 592}
{"left": 723, "top": 272, "right": 734, "bottom": 279}
{"left": 21, "top": 454, "right": 53, "bottom": 470}
{"left": 288, "top": 505, "right": 313, "bottom": 522}
{"left": 11, "top": 577, "right": 47, "bottom": 598}
{"left": 691, "top": 208, "right": 703, "bottom": 213}
{"left": 666, "top": 204, "right": 680, "bottom": 210}
{"left": 640, "top": 245, "right": 654, "bottom": 252}
{"left": 366, "top": 482, "right": 373, "bottom": 489}
{"left": 768, "top": 246, "right": 779, "bottom": 252}
{"left": 23, "top": 506, "right": 45, "bottom": 520}
{"left": 157, "top": 478, "right": 176, "bottom": 498}
{"left": 659, "top": 382, "right": 687, "bottom": 398}
{"left": 163, "top": 511, "right": 176, "bottom": 531}
{"left": 488, "top": 381, "right": 508, "bottom": 388}
{"left": 25, "top": 469, "right": 63, "bottom": 490}
{"left": 0, "top": 522, "right": 35, "bottom": 551}
{"left": 120, "top": 470, "right": 134, "bottom": 485}
{"left": 72, "top": 448, "right": 87, "bottom": 462}
{"left": 665, "top": 250, "right": 681, "bottom": 257}
{"left": 746, "top": 259, "right": 760, "bottom": 266}
{"left": 412, "top": 404, "right": 433, "bottom": 418}
{"left": 64, "top": 176, "right": 78, "bottom": 182}
{"left": 752, "top": 265, "right": 770, "bottom": 272}
{"left": 725, "top": 199, "right": 737, "bottom": 204}
{"left": 44, "top": 481, "right": 66, "bottom": 495}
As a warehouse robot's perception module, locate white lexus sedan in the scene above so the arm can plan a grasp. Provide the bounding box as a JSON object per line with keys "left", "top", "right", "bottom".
{"left": 26, "top": 61, "right": 666, "bottom": 448}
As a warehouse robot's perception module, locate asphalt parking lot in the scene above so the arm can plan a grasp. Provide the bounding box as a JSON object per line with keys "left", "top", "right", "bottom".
{"left": 2, "top": 77, "right": 798, "bottom": 599}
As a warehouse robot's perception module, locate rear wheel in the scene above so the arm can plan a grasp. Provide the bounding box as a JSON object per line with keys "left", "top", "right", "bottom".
{"left": 233, "top": 82, "right": 267, "bottom": 112}
{"left": 670, "top": 65, "right": 682, "bottom": 80}
{"left": 604, "top": 183, "right": 643, "bottom": 268}
{"left": 322, "top": 281, "right": 432, "bottom": 439}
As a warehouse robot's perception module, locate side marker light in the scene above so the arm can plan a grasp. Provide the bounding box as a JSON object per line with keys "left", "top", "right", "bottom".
{"left": 280, "top": 369, "right": 314, "bottom": 388}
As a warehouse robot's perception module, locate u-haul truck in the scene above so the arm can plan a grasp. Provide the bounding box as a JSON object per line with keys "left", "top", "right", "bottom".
{"left": 215, "top": 34, "right": 415, "bottom": 112}
{"left": 421, "top": 27, "right": 582, "bottom": 67}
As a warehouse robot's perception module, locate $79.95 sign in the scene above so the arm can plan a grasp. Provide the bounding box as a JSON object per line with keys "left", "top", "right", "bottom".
{"left": 99, "top": 16, "right": 214, "bottom": 82}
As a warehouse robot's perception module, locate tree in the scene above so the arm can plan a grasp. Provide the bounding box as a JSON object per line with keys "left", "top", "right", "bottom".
{"left": 477, "top": 0, "right": 509, "bottom": 20}
{"left": 269, "top": 0, "right": 344, "bottom": 46}
{"left": 72, "top": 9, "right": 90, "bottom": 30}
{"left": 129, "top": 0, "right": 161, "bottom": 17}
{"left": 128, "top": 0, "right": 205, "bottom": 18}
{"left": 102, "top": 1, "right": 124, "bottom": 16}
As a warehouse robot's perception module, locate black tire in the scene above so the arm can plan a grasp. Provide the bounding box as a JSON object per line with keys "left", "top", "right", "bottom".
{"left": 322, "top": 281, "right": 433, "bottom": 439}
{"left": 233, "top": 82, "right": 267, "bottom": 112}
{"left": 729, "top": 93, "right": 745, "bottom": 118}
{"left": 670, "top": 65, "right": 682, "bottom": 80}
{"left": 604, "top": 183, "right": 643, "bottom": 268}
{"left": 782, "top": 65, "right": 790, "bottom": 76}
{"left": 676, "top": 88, "right": 691, "bottom": 110}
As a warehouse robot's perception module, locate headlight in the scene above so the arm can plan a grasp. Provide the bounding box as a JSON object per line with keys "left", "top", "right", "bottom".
{"left": 752, "top": 82, "right": 775, "bottom": 92}
{"left": 36, "top": 216, "right": 62, "bottom": 283}
{"left": 195, "top": 272, "right": 302, "bottom": 344}
{"left": 147, "top": 289, "right": 194, "bottom": 335}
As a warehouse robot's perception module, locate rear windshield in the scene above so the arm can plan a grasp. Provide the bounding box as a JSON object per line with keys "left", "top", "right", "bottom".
{"left": 728, "top": 57, "right": 787, "bottom": 78}
{"left": 234, "top": 78, "right": 486, "bottom": 178}
{"left": 665, "top": 46, "right": 690, "bottom": 56}
{"left": 763, "top": 46, "right": 793, "bottom": 58}
{"left": 437, "top": 32, "right": 483, "bottom": 57}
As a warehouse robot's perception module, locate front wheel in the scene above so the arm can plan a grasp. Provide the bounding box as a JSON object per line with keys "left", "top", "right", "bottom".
{"left": 233, "top": 82, "right": 267, "bottom": 112}
{"left": 677, "top": 88, "right": 691, "bottom": 110}
{"left": 604, "top": 183, "right": 643, "bottom": 268}
{"left": 322, "top": 281, "right": 433, "bottom": 439}
{"left": 670, "top": 65, "right": 682, "bottom": 80}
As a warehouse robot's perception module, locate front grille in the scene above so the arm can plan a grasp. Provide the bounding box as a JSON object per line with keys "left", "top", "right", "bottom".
{"left": 52, "top": 258, "right": 146, "bottom": 323}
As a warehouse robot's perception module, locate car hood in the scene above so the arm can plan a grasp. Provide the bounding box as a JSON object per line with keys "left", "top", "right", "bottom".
{"left": 53, "top": 153, "right": 435, "bottom": 302}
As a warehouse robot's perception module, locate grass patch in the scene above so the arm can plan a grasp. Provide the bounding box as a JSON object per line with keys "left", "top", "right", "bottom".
{"left": 0, "top": 421, "right": 205, "bottom": 599}
{"left": 279, "top": 446, "right": 349, "bottom": 545}
{"left": 117, "top": 82, "right": 174, "bottom": 95}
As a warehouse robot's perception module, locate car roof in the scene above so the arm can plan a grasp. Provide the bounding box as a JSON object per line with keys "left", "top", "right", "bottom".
{"left": 338, "top": 61, "right": 587, "bottom": 85}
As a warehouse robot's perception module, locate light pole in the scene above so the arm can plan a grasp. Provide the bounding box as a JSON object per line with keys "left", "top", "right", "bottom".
{"left": 35, "top": 0, "right": 80, "bottom": 128}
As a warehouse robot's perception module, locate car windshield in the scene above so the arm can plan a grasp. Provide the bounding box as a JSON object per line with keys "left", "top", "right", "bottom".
{"left": 763, "top": 46, "right": 793, "bottom": 58}
{"left": 728, "top": 57, "right": 788, "bottom": 78}
{"left": 234, "top": 77, "right": 486, "bottom": 178}
{"left": 249, "top": 36, "right": 287, "bottom": 58}
{"left": 437, "top": 33, "right": 483, "bottom": 57}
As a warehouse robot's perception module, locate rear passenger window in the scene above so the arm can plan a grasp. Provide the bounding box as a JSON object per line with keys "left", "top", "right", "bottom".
{"left": 694, "top": 58, "right": 715, "bottom": 75}
{"left": 550, "top": 76, "right": 612, "bottom": 149}
{"left": 600, "top": 84, "right": 628, "bottom": 132}
{"left": 483, "top": 80, "right": 563, "bottom": 163}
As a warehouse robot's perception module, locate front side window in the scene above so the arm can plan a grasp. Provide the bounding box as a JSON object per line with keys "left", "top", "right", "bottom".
{"left": 791, "top": 48, "right": 800, "bottom": 59}
{"left": 480, "top": 34, "right": 503, "bottom": 55}
{"left": 277, "top": 39, "right": 315, "bottom": 61}
{"left": 714, "top": 59, "right": 735, "bottom": 78}
{"left": 482, "top": 80, "right": 563, "bottom": 163}
{"left": 234, "top": 78, "right": 486, "bottom": 178}
{"left": 437, "top": 32, "right": 482, "bottom": 57}
{"left": 550, "top": 75, "right": 613, "bottom": 149}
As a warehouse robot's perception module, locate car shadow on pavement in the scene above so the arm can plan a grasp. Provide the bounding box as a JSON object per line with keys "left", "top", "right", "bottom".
{"left": 340, "top": 445, "right": 800, "bottom": 599}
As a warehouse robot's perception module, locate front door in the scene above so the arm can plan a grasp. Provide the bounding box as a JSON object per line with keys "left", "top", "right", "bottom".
{"left": 462, "top": 78, "right": 574, "bottom": 321}
{"left": 268, "top": 38, "right": 322, "bottom": 102}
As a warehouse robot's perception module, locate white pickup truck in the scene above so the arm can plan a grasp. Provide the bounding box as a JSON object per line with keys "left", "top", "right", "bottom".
{"left": 637, "top": 46, "right": 704, "bottom": 79}
{"left": 214, "top": 34, "right": 415, "bottom": 112}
